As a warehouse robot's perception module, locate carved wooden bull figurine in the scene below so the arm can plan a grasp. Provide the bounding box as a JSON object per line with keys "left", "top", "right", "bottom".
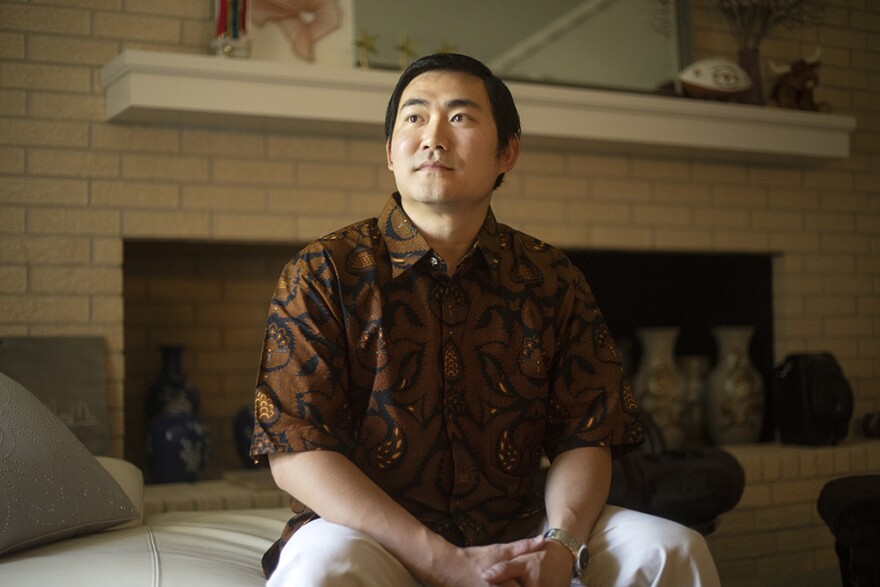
{"left": 769, "top": 48, "right": 830, "bottom": 112}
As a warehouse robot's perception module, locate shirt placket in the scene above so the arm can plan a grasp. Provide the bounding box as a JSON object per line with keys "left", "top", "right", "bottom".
{"left": 435, "top": 266, "right": 480, "bottom": 542}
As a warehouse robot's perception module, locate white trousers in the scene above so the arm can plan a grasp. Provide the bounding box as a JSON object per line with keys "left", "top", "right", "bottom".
{"left": 267, "top": 505, "right": 721, "bottom": 587}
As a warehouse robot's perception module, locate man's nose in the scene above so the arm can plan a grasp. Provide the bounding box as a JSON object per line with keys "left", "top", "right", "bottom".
{"left": 421, "top": 118, "right": 449, "bottom": 151}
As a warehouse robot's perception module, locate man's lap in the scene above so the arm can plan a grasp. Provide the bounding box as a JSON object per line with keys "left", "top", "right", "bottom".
{"left": 268, "top": 506, "right": 719, "bottom": 587}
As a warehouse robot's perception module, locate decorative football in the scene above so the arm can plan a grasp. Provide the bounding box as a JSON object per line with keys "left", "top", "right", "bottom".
{"left": 678, "top": 58, "right": 752, "bottom": 100}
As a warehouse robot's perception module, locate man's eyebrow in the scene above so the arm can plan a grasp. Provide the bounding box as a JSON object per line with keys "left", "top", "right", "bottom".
{"left": 399, "top": 98, "right": 482, "bottom": 110}
{"left": 401, "top": 98, "right": 428, "bottom": 109}
{"left": 447, "top": 98, "right": 481, "bottom": 110}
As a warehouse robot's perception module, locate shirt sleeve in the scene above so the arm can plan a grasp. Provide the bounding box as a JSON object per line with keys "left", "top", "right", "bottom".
{"left": 543, "top": 258, "right": 645, "bottom": 460}
{"left": 250, "top": 244, "right": 356, "bottom": 458}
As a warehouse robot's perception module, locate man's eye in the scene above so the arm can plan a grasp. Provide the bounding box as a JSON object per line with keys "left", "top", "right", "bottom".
{"left": 451, "top": 113, "right": 465, "bottom": 122}
{"left": 406, "top": 114, "right": 419, "bottom": 123}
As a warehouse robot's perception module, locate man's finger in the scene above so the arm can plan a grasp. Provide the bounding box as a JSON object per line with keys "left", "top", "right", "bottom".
{"left": 505, "top": 535, "right": 545, "bottom": 557}
{"left": 482, "top": 559, "right": 526, "bottom": 583}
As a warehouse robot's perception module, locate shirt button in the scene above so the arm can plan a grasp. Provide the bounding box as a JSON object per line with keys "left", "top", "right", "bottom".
{"left": 430, "top": 256, "right": 439, "bottom": 266}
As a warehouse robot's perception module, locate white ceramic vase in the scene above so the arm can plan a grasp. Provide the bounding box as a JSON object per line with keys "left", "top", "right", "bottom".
{"left": 706, "top": 326, "right": 764, "bottom": 444}
{"left": 632, "top": 327, "right": 687, "bottom": 451}
{"left": 679, "top": 354, "right": 710, "bottom": 448}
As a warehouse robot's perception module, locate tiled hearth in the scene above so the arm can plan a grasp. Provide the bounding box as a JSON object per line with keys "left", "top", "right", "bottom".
{"left": 139, "top": 435, "right": 880, "bottom": 587}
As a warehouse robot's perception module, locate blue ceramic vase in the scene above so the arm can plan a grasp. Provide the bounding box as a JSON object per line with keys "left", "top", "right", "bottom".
{"left": 146, "top": 412, "right": 211, "bottom": 483}
{"left": 145, "top": 345, "right": 199, "bottom": 418}
{"left": 144, "top": 345, "right": 210, "bottom": 483}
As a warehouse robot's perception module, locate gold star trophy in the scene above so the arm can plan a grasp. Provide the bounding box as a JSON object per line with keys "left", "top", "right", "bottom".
{"left": 395, "top": 33, "right": 417, "bottom": 70}
{"left": 436, "top": 41, "right": 456, "bottom": 55}
{"left": 355, "top": 29, "right": 378, "bottom": 68}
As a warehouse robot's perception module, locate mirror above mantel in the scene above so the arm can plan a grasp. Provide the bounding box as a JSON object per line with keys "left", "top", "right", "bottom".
{"left": 100, "top": 50, "right": 856, "bottom": 161}
{"left": 353, "top": 0, "right": 692, "bottom": 95}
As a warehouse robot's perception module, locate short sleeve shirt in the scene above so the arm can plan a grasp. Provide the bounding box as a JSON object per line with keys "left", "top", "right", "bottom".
{"left": 251, "top": 194, "right": 644, "bottom": 560}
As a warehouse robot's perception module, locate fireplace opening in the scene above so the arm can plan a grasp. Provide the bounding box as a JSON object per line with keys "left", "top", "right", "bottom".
{"left": 123, "top": 240, "right": 298, "bottom": 479}
{"left": 124, "top": 241, "right": 774, "bottom": 481}
{"left": 566, "top": 250, "right": 775, "bottom": 442}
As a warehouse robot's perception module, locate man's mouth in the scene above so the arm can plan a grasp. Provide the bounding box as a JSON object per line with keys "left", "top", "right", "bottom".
{"left": 416, "top": 160, "right": 453, "bottom": 171}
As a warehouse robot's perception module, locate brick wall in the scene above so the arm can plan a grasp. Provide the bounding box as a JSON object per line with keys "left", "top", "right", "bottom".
{"left": 1, "top": 0, "right": 879, "bottom": 582}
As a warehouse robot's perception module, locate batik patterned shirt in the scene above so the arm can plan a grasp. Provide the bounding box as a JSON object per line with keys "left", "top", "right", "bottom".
{"left": 250, "top": 194, "right": 644, "bottom": 573}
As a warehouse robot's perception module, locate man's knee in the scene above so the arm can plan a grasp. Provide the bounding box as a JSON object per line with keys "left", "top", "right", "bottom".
{"left": 268, "top": 520, "right": 418, "bottom": 587}
{"left": 270, "top": 525, "right": 369, "bottom": 586}
{"left": 632, "top": 514, "right": 708, "bottom": 554}
{"left": 589, "top": 506, "right": 720, "bottom": 587}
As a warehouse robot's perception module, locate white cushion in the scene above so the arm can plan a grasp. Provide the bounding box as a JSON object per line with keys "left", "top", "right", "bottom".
{"left": 1, "top": 508, "right": 291, "bottom": 587}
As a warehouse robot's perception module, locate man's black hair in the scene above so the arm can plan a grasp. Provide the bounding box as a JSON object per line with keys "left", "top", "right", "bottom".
{"left": 384, "top": 53, "right": 522, "bottom": 170}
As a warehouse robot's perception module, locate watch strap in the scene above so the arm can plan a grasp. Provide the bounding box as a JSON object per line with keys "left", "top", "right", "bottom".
{"left": 543, "top": 528, "right": 589, "bottom": 578}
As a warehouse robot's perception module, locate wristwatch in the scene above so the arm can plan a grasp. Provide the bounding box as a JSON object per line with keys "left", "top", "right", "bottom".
{"left": 543, "top": 528, "right": 590, "bottom": 578}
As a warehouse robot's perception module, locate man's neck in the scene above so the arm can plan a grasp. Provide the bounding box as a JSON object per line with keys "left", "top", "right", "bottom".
{"left": 399, "top": 198, "right": 490, "bottom": 275}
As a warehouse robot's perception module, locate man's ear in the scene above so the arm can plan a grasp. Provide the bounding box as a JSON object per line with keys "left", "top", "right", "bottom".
{"left": 498, "top": 136, "right": 520, "bottom": 173}
{"left": 386, "top": 140, "right": 394, "bottom": 170}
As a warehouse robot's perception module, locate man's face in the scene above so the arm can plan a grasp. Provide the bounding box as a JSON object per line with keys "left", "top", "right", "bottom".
{"left": 386, "top": 71, "right": 518, "bottom": 211}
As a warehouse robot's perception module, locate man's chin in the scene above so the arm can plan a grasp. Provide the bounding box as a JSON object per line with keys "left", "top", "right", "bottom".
{"left": 400, "top": 185, "right": 454, "bottom": 201}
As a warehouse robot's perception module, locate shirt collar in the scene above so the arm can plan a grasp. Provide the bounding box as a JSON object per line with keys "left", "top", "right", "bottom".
{"left": 379, "top": 194, "right": 502, "bottom": 283}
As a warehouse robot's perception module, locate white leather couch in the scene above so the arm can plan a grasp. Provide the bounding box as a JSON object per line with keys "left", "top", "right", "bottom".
{"left": 2, "top": 457, "right": 290, "bottom": 587}
{"left": 0, "top": 371, "right": 292, "bottom": 586}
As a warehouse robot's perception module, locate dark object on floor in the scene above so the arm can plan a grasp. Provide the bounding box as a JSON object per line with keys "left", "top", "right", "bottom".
{"left": 863, "top": 412, "right": 880, "bottom": 438}
{"left": 818, "top": 476, "right": 880, "bottom": 587}
{"left": 607, "top": 414, "right": 745, "bottom": 535}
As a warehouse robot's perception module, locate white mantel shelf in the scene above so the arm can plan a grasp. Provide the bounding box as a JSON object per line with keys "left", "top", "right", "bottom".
{"left": 101, "top": 50, "right": 856, "bottom": 160}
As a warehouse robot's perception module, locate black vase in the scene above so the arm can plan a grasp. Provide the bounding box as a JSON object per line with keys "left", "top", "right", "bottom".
{"left": 144, "top": 345, "right": 210, "bottom": 483}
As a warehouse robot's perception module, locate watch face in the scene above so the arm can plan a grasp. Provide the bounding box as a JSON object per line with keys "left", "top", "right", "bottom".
{"left": 576, "top": 545, "right": 590, "bottom": 572}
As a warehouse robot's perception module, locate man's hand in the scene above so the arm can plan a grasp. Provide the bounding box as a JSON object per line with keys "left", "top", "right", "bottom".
{"left": 480, "top": 538, "right": 575, "bottom": 587}
{"left": 426, "top": 536, "right": 547, "bottom": 587}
